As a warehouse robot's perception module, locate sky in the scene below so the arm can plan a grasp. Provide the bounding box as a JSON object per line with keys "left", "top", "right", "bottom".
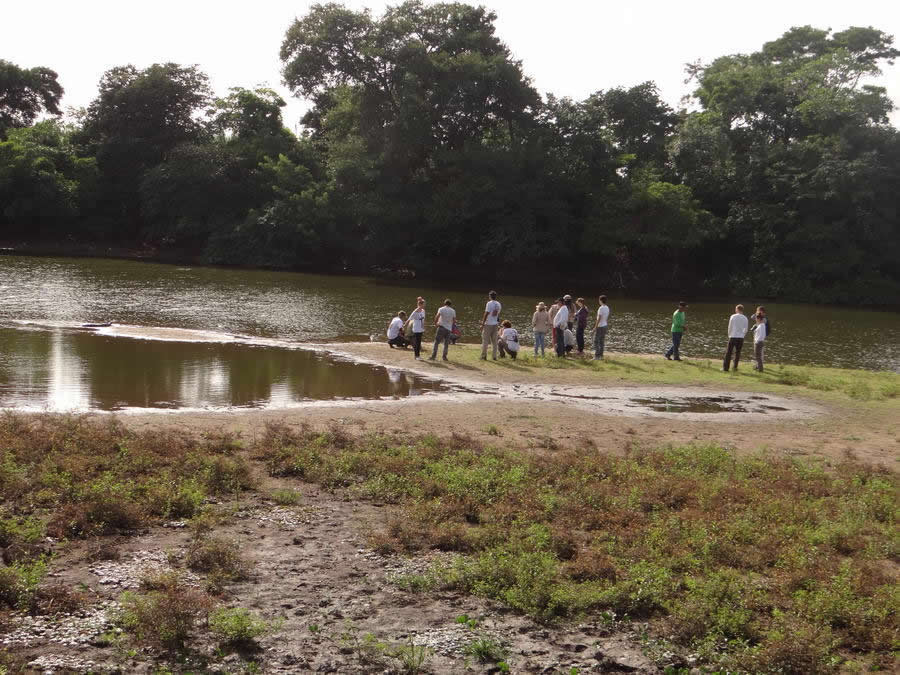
{"left": 5, "top": 0, "right": 900, "bottom": 129}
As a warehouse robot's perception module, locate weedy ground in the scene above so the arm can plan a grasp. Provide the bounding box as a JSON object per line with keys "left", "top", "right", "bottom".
{"left": 413, "top": 343, "right": 900, "bottom": 404}
{"left": 0, "top": 412, "right": 896, "bottom": 673}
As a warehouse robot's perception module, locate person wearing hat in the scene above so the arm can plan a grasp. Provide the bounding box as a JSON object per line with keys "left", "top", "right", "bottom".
{"left": 664, "top": 301, "right": 688, "bottom": 361}
{"left": 532, "top": 302, "right": 551, "bottom": 356}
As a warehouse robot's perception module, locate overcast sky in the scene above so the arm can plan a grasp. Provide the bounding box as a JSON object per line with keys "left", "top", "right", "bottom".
{"left": 6, "top": 0, "right": 900, "bottom": 129}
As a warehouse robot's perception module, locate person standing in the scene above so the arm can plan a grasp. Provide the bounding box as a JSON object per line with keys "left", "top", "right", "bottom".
{"left": 408, "top": 297, "right": 426, "bottom": 360}
{"left": 756, "top": 306, "right": 771, "bottom": 338}
{"left": 480, "top": 290, "right": 502, "bottom": 360}
{"left": 752, "top": 311, "right": 767, "bottom": 371}
{"left": 593, "top": 295, "right": 610, "bottom": 360}
{"left": 387, "top": 311, "right": 409, "bottom": 348}
{"left": 430, "top": 299, "right": 456, "bottom": 361}
{"left": 664, "top": 301, "right": 687, "bottom": 361}
{"left": 723, "top": 304, "right": 749, "bottom": 371}
{"left": 548, "top": 298, "right": 561, "bottom": 349}
{"left": 574, "top": 298, "right": 589, "bottom": 355}
{"left": 553, "top": 298, "right": 570, "bottom": 357}
{"left": 532, "top": 302, "right": 551, "bottom": 356}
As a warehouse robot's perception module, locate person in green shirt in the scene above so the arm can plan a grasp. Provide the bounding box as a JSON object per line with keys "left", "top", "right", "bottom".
{"left": 664, "top": 301, "right": 688, "bottom": 360}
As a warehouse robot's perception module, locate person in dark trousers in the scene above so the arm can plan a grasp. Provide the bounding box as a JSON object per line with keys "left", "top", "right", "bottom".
{"left": 408, "top": 297, "right": 426, "bottom": 360}
{"left": 386, "top": 311, "right": 409, "bottom": 348}
{"left": 553, "top": 298, "right": 570, "bottom": 357}
{"left": 723, "top": 304, "right": 749, "bottom": 371}
{"left": 574, "top": 298, "right": 589, "bottom": 354}
{"left": 664, "top": 302, "right": 687, "bottom": 360}
{"left": 593, "top": 295, "right": 610, "bottom": 360}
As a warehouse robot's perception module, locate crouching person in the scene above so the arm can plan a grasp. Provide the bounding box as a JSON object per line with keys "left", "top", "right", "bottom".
{"left": 387, "top": 311, "right": 409, "bottom": 348}
{"left": 498, "top": 320, "right": 520, "bottom": 360}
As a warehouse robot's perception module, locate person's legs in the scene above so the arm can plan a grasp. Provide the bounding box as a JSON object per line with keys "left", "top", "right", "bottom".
{"left": 733, "top": 338, "right": 744, "bottom": 370}
{"left": 480, "top": 326, "right": 490, "bottom": 359}
{"left": 413, "top": 332, "right": 422, "bottom": 358}
{"left": 594, "top": 326, "right": 607, "bottom": 359}
{"left": 576, "top": 326, "right": 585, "bottom": 353}
{"left": 534, "top": 332, "right": 544, "bottom": 356}
{"left": 497, "top": 338, "right": 508, "bottom": 358}
{"left": 555, "top": 328, "right": 566, "bottom": 357}
{"left": 510, "top": 349, "right": 517, "bottom": 360}
{"left": 442, "top": 329, "right": 450, "bottom": 360}
{"left": 430, "top": 327, "right": 448, "bottom": 359}
{"left": 490, "top": 325, "right": 499, "bottom": 359}
{"left": 724, "top": 338, "right": 738, "bottom": 370}
{"left": 754, "top": 342, "right": 764, "bottom": 371}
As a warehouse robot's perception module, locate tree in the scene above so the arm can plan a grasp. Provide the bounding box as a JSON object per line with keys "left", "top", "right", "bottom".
{"left": 280, "top": 1, "right": 539, "bottom": 168}
{"left": 0, "top": 121, "right": 97, "bottom": 236}
{"left": 0, "top": 60, "right": 63, "bottom": 137}
{"left": 79, "top": 63, "right": 212, "bottom": 235}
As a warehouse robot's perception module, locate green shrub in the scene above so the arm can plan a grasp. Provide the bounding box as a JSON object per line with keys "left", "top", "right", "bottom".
{"left": 118, "top": 573, "right": 212, "bottom": 651}
{"left": 208, "top": 607, "right": 270, "bottom": 646}
{"left": 186, "top": 536, "right": 249, "bottom": 589}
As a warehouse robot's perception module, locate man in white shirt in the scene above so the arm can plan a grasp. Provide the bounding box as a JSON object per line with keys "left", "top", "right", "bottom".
{"left": 593, "top": 294, "right": 610, "bottom": 360}
{"left": 723, "top": 304, "right": 749, "bottom": 371}
{"left": 430, "top": 299, "right": 456, "bottom": 361}
{"left": 386, "top": 311, "right": 408, "bottom": 348}
{"left": 480, "top": 290, "right": 502, "bottom": 360}
{"left": 553, "top": 298, "right": 570, "bottom": 357}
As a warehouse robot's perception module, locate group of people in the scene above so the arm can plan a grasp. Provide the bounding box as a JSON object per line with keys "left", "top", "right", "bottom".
{"left": 386, "top": 292, "right": 771, "bottom": 371}
{"left": 386, "top": 291, "right": 611, "bottom": 361}
{"left": 664, "top": 302, "right": 770, "bottom": 371}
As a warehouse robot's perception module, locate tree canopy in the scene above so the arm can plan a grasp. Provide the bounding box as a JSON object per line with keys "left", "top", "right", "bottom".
{"left": 1, "top": 11, "right": 899, "bottom": 305}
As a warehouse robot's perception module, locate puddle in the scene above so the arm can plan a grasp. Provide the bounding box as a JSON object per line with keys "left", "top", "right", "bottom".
{"left": 628, "top": 396, "right": 786, "bottom": 414}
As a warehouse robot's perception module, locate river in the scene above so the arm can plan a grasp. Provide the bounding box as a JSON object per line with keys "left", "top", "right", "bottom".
{"left": 0, "top": 256, "right": 897, "bottom": 410}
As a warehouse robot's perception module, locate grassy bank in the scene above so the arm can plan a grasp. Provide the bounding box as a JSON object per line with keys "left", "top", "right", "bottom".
{"left": 1, "top": 413, "right": 895, "bottom": 672}
{"left": 420, "top": 343, "right": 900, "bottom": 403}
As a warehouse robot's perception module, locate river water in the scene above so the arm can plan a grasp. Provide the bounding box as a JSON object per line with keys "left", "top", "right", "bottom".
{"left": 1, "top": 256, "right": 897, "bottom": 410}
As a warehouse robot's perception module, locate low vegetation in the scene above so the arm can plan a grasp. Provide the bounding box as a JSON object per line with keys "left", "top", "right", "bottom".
{"left": 445, "top": 345, "right": 900, "bottom": 403}
{"left": 258, "top": 423, "right": 898, "bottom": 672}
{"left": 0, "top": 412, "right": 895, "bottom": 672}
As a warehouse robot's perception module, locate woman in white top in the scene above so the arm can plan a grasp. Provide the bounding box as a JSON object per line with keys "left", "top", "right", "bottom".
{"left": 752, "top": 312, "right": 767, "bottom": 372}
{"left": 408, "top": 297, "right": 426, "bottom": 360}
{"left": 498, "top": 320, "right": 520, "bottom": 360}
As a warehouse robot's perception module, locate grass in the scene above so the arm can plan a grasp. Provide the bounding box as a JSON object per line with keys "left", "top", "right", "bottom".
{"left": 0, "top": 412, "right": 895, "bottom": 671}
{"left": 439, "top": 344, "right": 900, "bottom": 403}
{"left": 256, "top": 423, "right": 899, "bottom": 672}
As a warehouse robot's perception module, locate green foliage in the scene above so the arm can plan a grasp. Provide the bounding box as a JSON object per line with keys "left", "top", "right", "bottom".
{"left": 0, "top": 60, "right": 63, "bottom": 135}
{"left": 463, "top": 634, "right": 507, "bottom": 663}
{"left": 252, "top": 426, "right": 899, "bottom": 670}
{"left": 118, "top": 573, "right": 212, "bottom": 651}
{"left": 208, "top": 607, "right": 271, "bottom": 646}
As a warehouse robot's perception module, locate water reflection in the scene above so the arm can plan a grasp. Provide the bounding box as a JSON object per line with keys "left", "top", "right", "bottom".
{"left": 0, "top": 256, "right": 897, "bottom": 372}
{"left": 0, "top": 327, "right": 444, "bottom": 411}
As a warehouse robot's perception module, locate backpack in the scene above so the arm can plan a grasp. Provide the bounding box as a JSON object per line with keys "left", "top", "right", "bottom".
{"left": 765, "top": 317, "right": 772, "bottom": 336}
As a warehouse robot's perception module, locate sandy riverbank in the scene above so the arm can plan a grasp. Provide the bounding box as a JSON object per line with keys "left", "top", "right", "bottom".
{"left": 119, "top": 341, "right": 899, "bottom": 468}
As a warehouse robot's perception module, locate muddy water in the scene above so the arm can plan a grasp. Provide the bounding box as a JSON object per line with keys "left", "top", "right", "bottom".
{"left": 0, "top": 255, "right": 897, "bottom": 411}
{"left": 0, "top": 326, "right": 444, "bottom": 411}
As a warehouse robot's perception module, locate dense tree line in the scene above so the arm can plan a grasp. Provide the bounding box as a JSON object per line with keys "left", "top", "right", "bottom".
{"left": 1, "top": 2, "right": 899, "bottom": 304}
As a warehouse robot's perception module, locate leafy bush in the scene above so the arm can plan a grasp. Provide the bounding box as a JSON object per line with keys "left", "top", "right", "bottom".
{"left": 208, "top": 607, "right": 270, "bottom": 646}
{"left": 118, "top": 573, "right": 212, "bottom": 651}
